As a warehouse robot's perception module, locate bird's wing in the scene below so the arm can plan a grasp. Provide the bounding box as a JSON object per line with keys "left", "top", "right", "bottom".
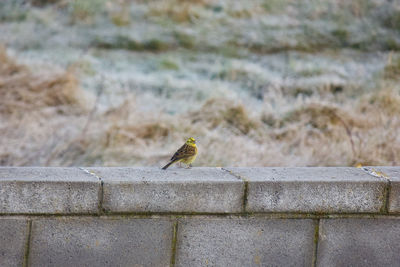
{"left": 170, "top": 144, "right": 196, "bottom": 161}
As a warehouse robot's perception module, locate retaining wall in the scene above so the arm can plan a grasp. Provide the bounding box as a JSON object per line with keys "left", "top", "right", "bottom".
{"left": 1, "top": 167, "right": 400, "bottom": 266}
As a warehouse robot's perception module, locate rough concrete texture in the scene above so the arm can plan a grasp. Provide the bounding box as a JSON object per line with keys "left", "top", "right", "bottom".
{"left": 176, "top": 218, "right": 315, "bottom": 267}
{"left": 0, "top": 218, "right": 28, "bottom": 267}
{"left": 227, "top": 167, "right": 386, "bottom": 213}
{"left": 373, "top": 167, "right": 400, "bottom": 213}
{"left": 90, "top": 167, "right": 244, "bottom": 213}
{"left": 0, "top": 167, "right": 100, "bottom": 214}
{"left": 317, "top": 218, "right": 400, "bottom": 266}
{"left": 29, "top": 217, "right": 173, "bottom": 266}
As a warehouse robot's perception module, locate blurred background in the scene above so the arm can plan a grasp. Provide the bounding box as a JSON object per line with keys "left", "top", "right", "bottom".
{"left": 0, "top": 0, "right": 399, "bottom": 167}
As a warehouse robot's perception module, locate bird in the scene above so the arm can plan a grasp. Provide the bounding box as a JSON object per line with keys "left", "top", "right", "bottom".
{"left": 162, "top": 137, "right": 198, "bottom": 170}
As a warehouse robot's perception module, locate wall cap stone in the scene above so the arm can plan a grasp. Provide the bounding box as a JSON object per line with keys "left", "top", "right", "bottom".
{"left": 226, "top": 167, "right": 387, "bottom": 213}
{"left": 1, "top": 166, "right": 399, "bottom": 214}
{"left": 89, "top": 167, "right": 244, "bottom": 213}
{"left": 0, "top": 167, "right": 100, "bottom": 214}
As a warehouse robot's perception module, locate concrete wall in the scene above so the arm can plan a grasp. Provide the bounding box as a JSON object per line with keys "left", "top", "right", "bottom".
{"left": 0, "top": 166, "right": 399, "bottom": 266}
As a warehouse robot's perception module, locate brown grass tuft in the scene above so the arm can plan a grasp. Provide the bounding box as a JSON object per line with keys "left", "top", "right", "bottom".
{"left": 147, "top": 0, "right": 209, "bottom": 23}
{"left": 359, "top": 88, "right": 400, "bottom": 116}
{"left": 190, "top": 98, "right": 258, "bottom": 134}
{"left": 384, "top": 55, "right": 400, "bottom": 80}
{"left": 281, "top": 103, "right": 365, "bottom": 130}
{"left": 0, "top": 47, "right": 85, "bottom": 116}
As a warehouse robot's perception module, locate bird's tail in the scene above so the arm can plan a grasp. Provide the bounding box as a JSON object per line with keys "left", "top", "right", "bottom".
{"left": 162, "top": 160, "right": 176, "bottom": 170}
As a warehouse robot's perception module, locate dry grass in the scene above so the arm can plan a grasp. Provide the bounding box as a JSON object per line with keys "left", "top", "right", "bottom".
{"left": 0, "top": 46, "right": 89, "bottom": 166}
{"left": 0, "top": 48, "right": 399, "bottom": 167}
{"left": 384, "top": 55, "right": 400, "bottom": 80}
{"left": 147, "top": 0, "right": 210, "bottom": 23}
{"left": 190, "top": 98, "right": 258, "bottom": 135}
{"left": 0, "top": 48, "right": 85, "bottom": 115}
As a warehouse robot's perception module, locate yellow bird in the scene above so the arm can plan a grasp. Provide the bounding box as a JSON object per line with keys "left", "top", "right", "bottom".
{"left": 162, "top": 137, "right": 198, "bottom": 170}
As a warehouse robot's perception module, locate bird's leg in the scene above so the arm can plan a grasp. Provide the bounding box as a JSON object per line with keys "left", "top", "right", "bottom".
{"left": 186, "top": 163, "right": 192, "bottom": 169}
{"left": 178, "top": 162, "right": 182, "bottom": 168}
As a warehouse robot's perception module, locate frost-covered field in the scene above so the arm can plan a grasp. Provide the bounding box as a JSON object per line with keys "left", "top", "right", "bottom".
{"left": 1, "top": 0, "right": 399, "bottom": 167}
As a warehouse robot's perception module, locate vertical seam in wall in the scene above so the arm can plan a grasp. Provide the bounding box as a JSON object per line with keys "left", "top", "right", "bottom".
{"left": 221, "top": 168, "right": 249, "bottom": 213}
{"left": 23, "top": 220, "right": 32, "bottom": 267}
{"left": 356, "top": 167, "right": 391, "bottom": 214}
{"left": 312, "top": 219, "right": 320, "bottom": 267}
{"left": 79, "top": 167, "right": 104, "bottom": 215}
{"left": 170, "top": 220, "right": 179, "bottom": 267}
{"left": 98, "top": 178, "right": 104, "bottom": 215}
{"left": 378, "top": 178, "right": 390, "bottom": 214}
{"left": 384, "top": 179, "right": 391, "bottom": 214}
{"left": 243, "top": 179, "right": 249, "bottom": 212}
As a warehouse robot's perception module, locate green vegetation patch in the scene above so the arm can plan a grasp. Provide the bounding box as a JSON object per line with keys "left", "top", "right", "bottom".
{"left": 0, "top": 1, "right": 28, "bottom": 22}
{"left": 69, "top": 0, "right": 107, "bottom": 23}
{"left": 160, "top": 59, "right": 179, "bottom": 70}
{"left": 93, "top": 35, "right": 170, "bottom": 52}
{"left": 382, "top": 9, "right": 400, "bottom": 30}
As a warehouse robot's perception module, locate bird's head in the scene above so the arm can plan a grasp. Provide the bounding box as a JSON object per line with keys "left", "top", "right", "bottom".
{"left": 186, "top": 137, "right": 196, "bottom": 146}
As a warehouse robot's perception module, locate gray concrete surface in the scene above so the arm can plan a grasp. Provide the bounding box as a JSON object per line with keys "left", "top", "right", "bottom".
{"left": 89, "top": 167, "right": 244, "bottom": 213}
{"left": 0, "top": 167, "right": 100, "bottom": 214}
{"left": 317, "top": 218, "right": 400, "bottom": 267}
{"left": 29, "top": 217, "right": 173, "bottom": 266}
{"left": 0, "top": 218, "right": 28, "bottom": 267}
{"left": 375, "top": 167, "right": 400, "bottom": 213}
{"left": 227, "top": 167, "right": 386, "bottom": 213}
{"left": 176, "top": 218, "right": 315, "bottom": 267}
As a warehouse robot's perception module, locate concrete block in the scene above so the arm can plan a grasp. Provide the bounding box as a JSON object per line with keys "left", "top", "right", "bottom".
{"left": 0, "top": 218, "right": 28, "bottom": 267}
{"left": 176, "top": 218, "right": 315, "bottom": 267}
{"left": 90, "top": 167, "right": 244, "bottom": 213}
{"left": 29, "top": 217, "right": 173, "bottom": 266}
{"left": 317, "top": 218, "right": 400, "bottom": 266}
{"left": 374, "top": 167, "right": 400, "bottom": 213}
{"left": 227, "top": 167, "right": 386, "bottom": 213}
{"left": 0, "top": 167, "right": 100, "bottom": 214}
